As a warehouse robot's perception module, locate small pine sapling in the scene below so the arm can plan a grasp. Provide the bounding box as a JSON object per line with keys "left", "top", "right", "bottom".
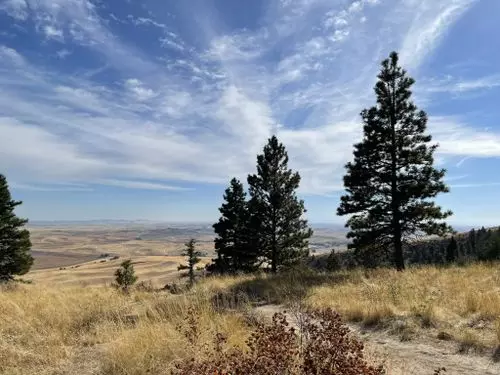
{"left": 114, "top": 259, "right": 137, "bottom": 292}
{"left": 178, "top": 239, "right": 202, "bottom": 287}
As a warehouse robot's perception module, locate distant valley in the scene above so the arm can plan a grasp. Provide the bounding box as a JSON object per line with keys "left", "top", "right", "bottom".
{"left": 27, "top": 221, "right": 349, "bottom": 272}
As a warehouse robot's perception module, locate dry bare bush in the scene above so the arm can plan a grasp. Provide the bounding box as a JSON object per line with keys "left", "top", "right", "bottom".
{"left": 173, "top": 308, "right": 385, "bottom": 375}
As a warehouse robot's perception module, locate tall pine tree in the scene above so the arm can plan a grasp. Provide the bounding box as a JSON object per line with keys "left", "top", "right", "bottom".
{"left": 337, "top": 52, "right": 452, "bottom": 271}
{"left": 0, "top": 174, "right": 33, "bottom": 281}
{"left": 247, "top": 136, "right": 313, "bottom": 273}
{"left": 213, "top": 178, "right": 258, "bottom": 273}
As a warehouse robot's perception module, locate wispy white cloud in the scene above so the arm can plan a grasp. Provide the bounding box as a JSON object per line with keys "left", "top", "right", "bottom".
{"left": 96, "top": 179, "right": 193, "bottom": 191}
{"left": 10, "top": 182, "right": 93, "bottom": 192}
{"left": 0, "top": 0, "right": 28, "bottom": 20}
{"left": 424, "top": 74, "right": 500, "bottom": 94}
{"left": 456, "top": 157, "right": 470, "bottom": 168}
{"left": 451, "top": 182, "right": 500, "bottom": 189}
{"left": 399, "top": 0, "right": 477, "bottom": 69}
{"left": 0, "top": 0, "right": 494, "bottom": 198}
{"left": 6, "top": 0, "right": 159, "bottom": 75}
{"left": 159, "top": 32, "right": 186, "bottom": 51}
{"left": 124, "top": 78, "right": 157, "bottom": 101}
{"left": 56, "top": 49, "right": 71, "bottom": 58}
{"left": 429, "top": 117, "right": 500, "bottom": 158}
{"left": 0, "top": 45, "right": 26, "bottom": 65}
{"left": 0, "top": 117, "right": 106, "bottom": 183}
{"left": 207, "top": 32, "right": 266, "bottom": 62}
{"left": 445, "top": 174, "right": 469, "bottom": 182}
{"left": 323, "top": 0, "right": 379, "bottom": 38}
{"left": 43, "top": 25, "right": 64, "bottom": 41}
{"left": 127, "top": 15, "right": 166, "bottom": 29}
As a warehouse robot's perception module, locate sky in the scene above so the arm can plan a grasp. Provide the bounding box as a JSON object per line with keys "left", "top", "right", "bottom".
{"left": 1, "top": 0, "right": 500, "bottom": 226}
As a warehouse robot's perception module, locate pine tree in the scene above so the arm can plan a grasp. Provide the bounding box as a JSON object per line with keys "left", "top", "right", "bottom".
{"left": 468, "top": 228, "right": 476, "bottom": 255}
{"left": 212, "top": 178, "right": 258, "bottom": 273}
{"left": 457, "top": 242, "right": 465, "bottom": 261}
{"left": 178, "top": 239, "right": 202, "bottom": 287}
{"left": 326, "top": 249, "right": 341, "bottom": 272}
{"left": 337, "top": 52, "right": 453, "bottom": 271}
{"left": 247, "top": 136, "right": 313, "bottom": 273}
{"left": 445, "top": 236, "right": 458, "bottom": 263}
{"left": 485, "top": 232, "right": 500, "bottom": 260}
{"left": 114, "top": 259, "right": 138, "bottom": 292}
{"left": 0, "top": 174, "right": 33, "bottom": 281}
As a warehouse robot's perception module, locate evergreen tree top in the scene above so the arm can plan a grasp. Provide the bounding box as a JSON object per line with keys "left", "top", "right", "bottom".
{"left": 248, "top": 135, "right": 300, "bottom": 194}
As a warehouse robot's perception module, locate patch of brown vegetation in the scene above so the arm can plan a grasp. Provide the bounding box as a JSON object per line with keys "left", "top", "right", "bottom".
{"left": 174, "top": 308, "right": 384, "bottom": 375}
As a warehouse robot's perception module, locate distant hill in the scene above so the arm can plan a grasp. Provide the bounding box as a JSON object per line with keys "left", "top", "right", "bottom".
{"left": 28, "top": 220, "right": 212, "bottom": 227}
{"left": 27, "top": 221, "right": 350, "bottom": 255}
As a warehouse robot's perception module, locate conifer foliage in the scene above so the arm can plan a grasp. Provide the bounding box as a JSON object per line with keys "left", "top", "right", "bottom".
{"left": 114, "top": 259, "right": 137, "bottom": 292}
{"left": 337, "top": 52, "right": 452, "bottom": 271}
{"left": 213, "top": 178, "right": 258, "bottom": 273}
{"left": 445, "top": 236, "right": 458, "bottom": 263}
{"left": 178, "top": 239, "right": 202, "bottom": 287}
{"left": 210, "top": 136, "right": 313, "bottom": 274}
{"left": 0, "top": 174, "right": 33, "bottom": 281}
{"left": 247, "top": 136, "right": 313, "bottom": 273}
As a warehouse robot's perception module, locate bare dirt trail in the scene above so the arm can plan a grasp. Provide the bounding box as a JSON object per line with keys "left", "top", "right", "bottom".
{"left": 254, "top": 304, "right": 500, "bottom": 375}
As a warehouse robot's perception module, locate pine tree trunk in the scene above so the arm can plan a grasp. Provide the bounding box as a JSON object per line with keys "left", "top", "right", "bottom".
{"left": 391, "top": 167, "right": 404, "bottom": 271}
{"left": 390, "top": 80, "right": 405, "bottom": 272}
{"left": 391, "top": 170, "right": 404, "bottom": 270}
{"left": 189, "top": 267, "right": 194, "bottom": 287}
{"left": 271, "top": 189, "right": 278, "bottom": 273}
{"left": 393, "top": 217, "right": 404, "bottom": 271}
{"left": 271, "top": 216, "right": 277, "bottom": 273}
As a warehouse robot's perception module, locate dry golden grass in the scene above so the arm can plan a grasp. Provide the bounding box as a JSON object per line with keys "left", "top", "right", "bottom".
{"left": 1, "top": 262, "right": 499, "bottom": 374}
{"left": 306, "top": 264, "right": 500, "bottom": 329}
{"left": 204, "top": 263, "right": 500, "bottom": 348}
{"left": 0, "top": 282, "right": 249, "bottom": 375}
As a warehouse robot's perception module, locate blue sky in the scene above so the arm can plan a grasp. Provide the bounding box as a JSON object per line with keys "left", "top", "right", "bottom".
{"left": 1, "top": 0, "right": 500, "bottom": 226}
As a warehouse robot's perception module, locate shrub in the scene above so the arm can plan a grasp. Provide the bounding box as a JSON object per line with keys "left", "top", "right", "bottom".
{"left": 178, "top": 239, "right": 202, "bottom": 287}
{"left": 173, "top": 308, "right": 384, "bottom": 375}
{"left": 326, "top": 249, "right": 341, "bottom": 272}
{"left": 114, "top": 259, "right": 138, "bottom": 293}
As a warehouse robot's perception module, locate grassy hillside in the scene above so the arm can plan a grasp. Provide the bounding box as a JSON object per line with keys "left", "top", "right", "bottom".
{"left": 1, "top": 263, "right": 499, "bottom": 374}
{"left": 28, "top": 255, "right": 212, "bottom": 287}
{"left": 207, "top": 263, "right": 500, "bottom": 351}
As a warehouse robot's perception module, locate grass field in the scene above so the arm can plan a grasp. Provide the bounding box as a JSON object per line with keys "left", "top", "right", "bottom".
{"left": 28, "top": 255, "right": 212, "bottom": 287}
{"left": 1, "top": 263, "right": 499, "bottom": 374}
{"left": 28, "top": 226, "right": 215, "bottom": 260}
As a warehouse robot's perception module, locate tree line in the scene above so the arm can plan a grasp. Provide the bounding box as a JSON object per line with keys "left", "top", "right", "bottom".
{"left": 0, "top": 51, "right": 496, "bottom": 282}
{"left": 405, "top": 226, "right": 500, "bottom": 266}
{"left": 313, "top": 226, "right": 500, "bottom": 273}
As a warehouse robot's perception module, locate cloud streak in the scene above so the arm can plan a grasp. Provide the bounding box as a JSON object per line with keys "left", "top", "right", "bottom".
{"left": 0, "top": 0, "right": 496, "bottom": 197}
